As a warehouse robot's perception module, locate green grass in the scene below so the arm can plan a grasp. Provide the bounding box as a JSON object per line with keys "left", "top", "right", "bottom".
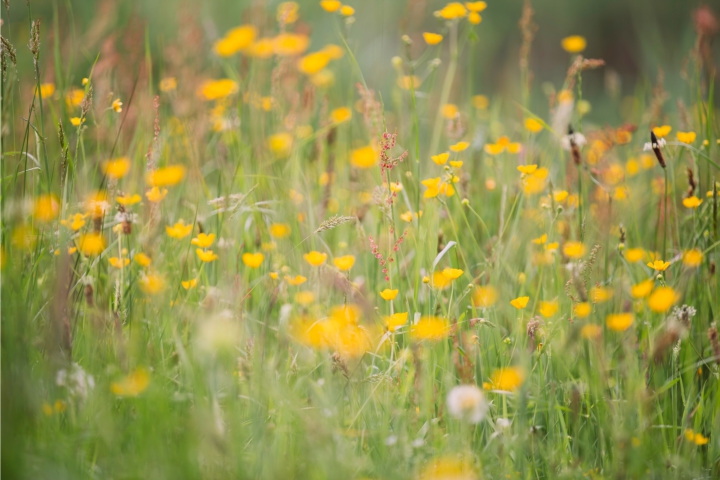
{"left": 2, "top": 1, "right": 720, "bottom": 478}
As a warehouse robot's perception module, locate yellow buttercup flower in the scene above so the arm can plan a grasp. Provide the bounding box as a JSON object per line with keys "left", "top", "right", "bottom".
{"left": 590, "top": 286, "right": 613, "bottom": 303}
{"left": 267, "top": 133, "right": 294, "bottom": 157}
{"left": 422, "top": 32, "right": 443, "bottom": 45}
{"left": 411, "top": 316, "right": 450, "bottom": 341}
{"left": 624, "top": 247, "right": 645, "bottom": 263}
{"left": 580, "top": 324, "right": 602, "bottom": 339}
{"left": 539, "top": 300, "right": 559, "bottom": 318}
{"left": 270, "top": 223, "right": 291, "bottom": 239}
{"left": 517, "top": 164, "right": 538, "bottom": 175}
{"left": 333, "top": 255, "right": 356, "bottom": 271}
{"left": 488, "top": 367, "right": 524, "bottom": 392}
{"left": 468, "top": 11, "right": 481, "bottom": 24}
{"left": 274, "top": 33, "right": 310, "bottom": 56}
{"left": 652, "top": 125, "right": 671, "bottom": 138}
{"left": 146, "top": 187, "right": 168, "bottom": 202}
{"left": 606, "top": 313, "right": 634, "bottom": 332}
{"left": 647, "top": 259, "right": 670, "bottom": 271}
{"left": 339, "top": 5, "right": 354, "bottom": 16}
{"left": 159, "top": 77, "right": 177, "bottom": 92}
{"left": 297, "top": 51, "right": 332, "bottom": 75}
{"left": 510, "top": 296, "right": 529, "bottom": 309}
{"left": 140, "top": 273, "right": 165, "bottom": 294}
{"left": 442, "top": 104, "right": 459, "bottom": 119}
{"left": 379, "top": 288, "right": 399, "bottom": 301}
{"left": 449, "top": 141, "right": 469, "bottom": 152}
{"left": 397, "top": 75, "right": 421, "bottom": 90}
{"left": 103, "top": 157, "right": 131, "bottom": 179}
{"left": 561, "top": 35, "right": 586, "bottom": 53}
{"left": 77, "top": 233, "right": 106, "bottom": 256}
{"left": 630, "top": 279, "right": 654, "bottom": 299}
{"left": 524, "top": 118, "right": 543, "bottom": 133}
{"left": 32, "top": 194, "right": 60, "bottom": 222}
{"left": 682, "top": 249, "right": 703, "bottom": 267}
{"left": 676, "top": 131, "right": 696, "bottom": 144}
{"left": 350, "top": 145, "right": 377, "bottom": 169}
{"left": 109, "top": 257, "right": 130, "bottom": 269}
{"left": 532, "top": 234, "right": 547, "bottom": 245}
{"left": 472, "top": 95, "right": 488, "bottom": 109}
{"left": 384, "top": 312, "right": 408, "bottom": 332}
{"left": 320, "top": 0, "right": 341, "bottom": 12}
{"left": 285, "top": 275, "right": 307, "bottom": 286}
{"left": 134, "top": 253, "right": 152, "bottom": 268}
{"left": 465, "top": 1, "right": 487, "bottom": 12}
{"left": 574, "top": 302, "right": 592, "bottom": 318}
{"left": 60, "top": 213, "right": 87, "bottom": 231}
{"left": 442, "top": 267, "right": 463, "bottom": 280}
{"left": 39, "top": 83, "right": 56, "bottom": 99}
{"left": 182, "top": 279, "right": 198, "bottom": 290}
{"left": 198, "top": 79, "right": 238, "bottom": 101}
{"left": 438, "top": 2, "right": 467, "bottom": 19}
{"left": 196, "top": 248, "right": 219, "bottom": 263}
{"left": 563, "top": 241, "right": 586, "bottom": 259}
{"left": 682, "top": 196, "right": 702, "bottom": 209}
{"left": 330, "top": 107, "right": 352, "bottom": 123}
{"left": 112, "top": 98, "right": 123, "bottom": 113}
{"left": 647, "top": 287, "right": 678, "bottom": 313}
{"left": 70, "top": 116, "right": 85, "bottom": 127}
{"left": 304, "top": 251, "right": 327, "bottom": 267}
{"left": 191, "top": 233, "right": 216, "bottom": 248}
{"left": 166, "top": 220, "right": 193, "bottom": 239}
{"left": 111, "top": 368, "right": 150, "bottom": 397}
{"left": 146, "top": 165, "right": 186, "bottom": 187}
{"left": 242, "top": 252, "right": 265, "bottom": 268}
{"left": 472, "top": 285, "right": 497, "bottom": 308}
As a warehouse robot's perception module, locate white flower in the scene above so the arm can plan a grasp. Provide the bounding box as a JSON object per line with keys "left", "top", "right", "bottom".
{"left": 446, "top": 385, "right": 488, "bottom": 424}
{"left": 643, "top": 138, "right": 666, "bottom": 151}
{"left": 56, "top": 363, "right": 95, "bottom": 401}
{"left": 561, "top": 132, "right": 586, "bottom": 151}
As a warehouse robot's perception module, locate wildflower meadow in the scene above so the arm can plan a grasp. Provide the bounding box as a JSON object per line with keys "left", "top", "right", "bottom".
{"left": 2, "top": 0, "right": 720, "bottom": 478}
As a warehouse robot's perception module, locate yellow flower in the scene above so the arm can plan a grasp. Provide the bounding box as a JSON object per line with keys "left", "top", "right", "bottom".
{"left": 379, "top": 288, "right": 399, "bottom": 301}
{"left": 524, "top": 118, "right": 543, "bottom": 133}
{"left": 330, "top": 107, "right": 352, "bottom": 123}
{"left": 606, "top": 313, "right": 634, "bottom": 332}
{"left": 320, "top": 0, "right": 341, "bottom": 12}
{"left": 146, "top": 187, "right": 168, "bottom": 202}
{"left": 270, "top": 223, "right": 291, "bottom": 239}
{"left": 140, "top": 273, "right": 165, "bottom": 294}
{"left": 191, "top": 233, "right": 216, "bottom": 248}
{"left": 574, "top": 302, "right": 592, "bottom": 318}
{"left": 449, "top": 141, "right": 469, "bottom": 152}
{"left": 267, "top": 133, "right": 294, "bottom": 157}
{"left": 422, "top": 32, "right": 443, "bottom": 45}
{"left": 60, "top": 213, "right": 87, "bottom": 231}
{"left": 580, "top": 324, "right": 602, "bottom": 339}
{"left": 70, "top": 116, "right": 85, "bottom": 127}
{"left": 428, "top": 271, "right": 451, "bottom": 290}
{"left": 442, "top": 104, "right": 459, "bottom": 119}
{"left": 682, "top": 249, "right": 703, "bottom": 267}
{"left": 561, "top": 35, "right": 586, "bottom": 53}
{"left": 134, "top": 252, "right": 152, "bottom": 267}
{"left": 532, "top": 234, "right": 547, "bottom": 245}
{"left": 539, "top": 300, "right": 559, "bottom": 318}
{"left": 625, "top": 247, "right": 645, "bottom": 263}
{"left": 159, "top": 77, "right": 177, "bottom": 92}
{"left": 116, "top": 193, "right": 141, "bottom": 206}
{"left": 77, "top": 233, "right": 106, "bottom": 256}
{"left": 693, "top": 432, "right": 709, "bottom": 446}
{"left": 196, "top": 248, "right": 219, "bottom": 263}
{"left": 472, "top": 285, "right": 497, "bottom": 307}
{"left": 146, "top": 165, "right": 186, "bottom": 187}
{"left": 103, "top": 157, "right": 131, "bottom": 179}
{"left": 339, "top": 5, "right": 354, "bottom": 16}
{"left": 66, "top": 88, "right": 85, "bottom": 108}
{"left": 333, "top": 255, "right": 356, "bottom": 271}
{"left": 304, "top": 251, "right": 328, "bottom": 267}
{"left": 682, "top": 196, "right": 702, "bottom": 209}
{"left": 412, "top": 316, "right": 450, "bottom": 341}
{"left": 242, "top": 252, "right": 265, "bottom": 268}
{"left": 438, "top": 2, "right": 467, "bottom": 19}
{"left": 32, "top": 194, "right": 60, "bottom": 222}
{"left": 111, "top": 368, "right": 150, "bottom": 397}
{"left": 517, "top": 164, "right": 538, "bottom": 175}
{"left": 676, "top": 131, "right": 696, "bottom": 144}
{"left": 321, "top": 44, "right": 344, "bottom": 60}
{"left": 647, "top": 259, "right": 670, "bottom": 271}
{"left": 563, "top": 241, "right": 586, "bottom": 259}
{"left": 384, "top": 312, "right": 408, "bottom": 332}
{"left": 285, "top": 274, "right": 307, "bottom": 286}
{"left": 489, "top": 367, "right": 524, "bottom": 392}
{"left": 295, "top": 291, "right": 316, "bottom": 305}
{"left": 630, "top": 279, "right": 654, "bottom": 299}
{"left": 472, "top": 94, "right": 488, "bottom": 109}
{"left": 109, "top": 257, "right": 130, "bottom": 269}
{"left": 449, "top": 160, "right": 463, "bottom": 168}
{"left": 647, "top": 287, "right": 678, "bottom": 313}
{"left": 652, "top": 125, "right": 671, "bottom": 138}
{"left": 468, "top": 11, "right": 482, "bottom": 24}
{"left": 431, "top": 153, "right": 450, "bottom": 166}
{"left": 297, "top": 51, "right": 332, "bottom": 75}
{"left": 442, "top": 267, "right": 463, "bottom": 280}
{"left": 350, "top": 145, "right": 377, "bottom": 169}
{"left": 112, "top": 98, "right": 123, "bottom": 113}
{"left": 510, "top": 296, "right": 529, "bottom": 309}
{"left": 245, "top": 38, "right": 275, "bottom": 58}
{"left": 274, "top": 33, "right": 310, "bottom": 56}
{"left": 484, "top": 143, "right": 504, "bottom": 155}
{"left": 397, "top": 75, "right": 421, "bottom": 90}
{"left": 198, "top": 79, "right": 238, "bottom": 101}
{"left": 590, "top": 286, "right": 613, "bottom": 303}
{"left": 465, "top": 1, "right": 487, "bottom": 12}
{"left": 39, "top": 83, "right": 56, "bottom": 99}
{"left": 181, "top": 278, "right": 198, "bottom": 290}
{"left": 166, "top": 220, "right": 193, "bottom": 239}
{"left": 213, "top": 25, "right": 257, "bottom": 56}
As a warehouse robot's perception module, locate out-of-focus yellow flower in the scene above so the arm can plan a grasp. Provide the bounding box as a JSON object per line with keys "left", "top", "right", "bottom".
{"left": 146, "top": 187, "right": 168, "bottom": 202}
{"left": 631, "top": 279, "right": 654, "bottom": 299}
{"left": 676, "top": 131, "right": 696, "bottom": 144}
{"left": 652, "top": 125, "right": 671, "bottom": 138}
{"left": 166, "top": 220, "right": 193, "bottom": 239}
{"left": 350, "top": 145, "right": 377, "bottom": 168}
{"left": 181, "top": 278, "right": 198, "bottom": 290}
{"left": 333, "top": 255, "right": 355, "bottom": 271}
{"left": 111, "top": 368, "right": 150, "bottom": 397}
{"left": 449, "top": 141, "right": 469, "bottom": 152}
{"left": 488, "top": 367, "right": 524, "bottom": 392}
{"left": 245, "top": 38, "right": 275, "bottom": 58}
{"left": 277, "top": 2, "right": 299, "bottom": 24}
{"left": 472, "top": 285, "right": 497, "bottom": 308}
{"left": 285, "top": 274, "right": 307, "bottom": 286}
{"left": 429, "top": 271, "right": 452, "bottom": 290}
{"left": 442, "top": 267, "right": 463, "bottom": 280}
{"left": 590, "top": 286, "right": 613, "bottom": 303}
{"left": 103, "top": 157, "right": 131, "bottom": 179}
{"left": 525, "top": 118, "right": 543, "bottom": 133}
{"left": 647, "top": 259, "right": 670, "bottom": 271}
{"left": 384, "top": 312, "right": 408, "bottom": 332}
{"left": 270, "top": 223, "right": 291, "bottom": 239}
{"left": 198, "top": 79, "right": 238, "bottom": 101}
{"left": 423, "top": 32, "right": 443, "bottom": 45}
{"left": 66, "top": 88, "right": 85, "bottom": 108}
{"left": 109, "top": 257, "right": 130, "bottom": 269}
{"left": 39, "top": 83, "right": 55, "bottom": 99}
{"left": 191, "top": 233, "right": 216, "bottom": 248}
{"left": 682, "top": 196, "right": 702, "bottom": 209}
{"left": 539, "top": 300, "right": 559, "bottom": 318}
{"left": 60, "top": 213, "right": 87, "bottom": 231}
{"left": 510, "top": 296, "right": 529, "bottom": 309}
{"left": 580, "top": 324, "right": 601, "bottom": 339}
{"left": 146, "top": 165, "right": 186, "bottom": 187}
{"left": 134, "top": 253, "right": 151, "bottom": 268}
{"left": 70, "top": 116, "right": 85, "bottom": 127}
{"left": 412, "top": 316, "right": 450, "bottom": 341}
{"left": 561, "top": 35, "right": 586, "bottom": 53}
{"left": 472, "top": 95, "right": 488, "bottom": 109}
{"left": 140, "top": 273, "right": 165, "bottom": 294}
{"left": 32, "top": 194, "right": 60, "bottom": 222}
{"left": 468, "top": 11, "right": 482, "bottom": 24}
{"left": 442, "top": 104, "right": 459, "bottom": 119}
{"left": 196, "top": 248, "right": 219, "bottom": 263}
{"left": 438, "top": 2, "right": 467, "bottom": 19}
{"left": 242, "top": 252, "right": 265, "bottom": 268}
{"left": 330, "top": 107, "right": 352, "bottom": 123}
{"left": 606, "top": 313, "right": 634, "bottom": 332}
{"left": 682, "top": 249, "right": 703, "bottom": 267}
{"left": 422, "top": 176, "right": 456, "bottom": 198}
{"left": 397, "top": 75, "right": 421, "bottom": 90}
{"left": 431, "top": 153, "right": 449, "bottom": 166}
{"left": 159, "top": 77, "right": 177, "bottom": 92}
{"left": 112, "top": 98, "right": 123, "bottom": 113}
{"left": 297, "top": 51, "right": 332, "bottom": 75}
{"left": 295, "top": 291, "right": 315, "bottom": 305}
{"left": 267, "top": 132, "right": 294, "bottom": 157}
{"left": 624, "top": 247, "right": 644, "bottom": 263}
{"left": 532, "top": 234, "right": 547, "bottom": 245}
{"left": 517, "top": 164, "right": 538, "bottom": 175}
{"left": 563, "top": 241, "right": 586, "bottom": 259}
{"left": 648, "top": 287, "right": 678, "bottom": 313}
{"left": 77, "top": 233, "right": 106, "bottom": 256}
{"left": 379, "top": 288, "right": 399, "bottom": 300}
{"left": 213, "top": 25, "right": 257, "bottom": 56}
{"left": 304, "top": 251, "right": 327, "bottom": 266}
{"left": 274, "top": 33, "right": 310, "bottom": 56}
{"left": 574, "top": 302, "right": 592, "bottom": 318}
{"left": 339, "top": 5, "right": 354, "bottom": 16}
{"left": 465, "top": 1, "right": 487, "bottom": 12}
{"left": 116, "top": 193, "right": 141, "bottom": 206}
{"left": 320, "top": 0, "right": 341, "bottom": 12}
